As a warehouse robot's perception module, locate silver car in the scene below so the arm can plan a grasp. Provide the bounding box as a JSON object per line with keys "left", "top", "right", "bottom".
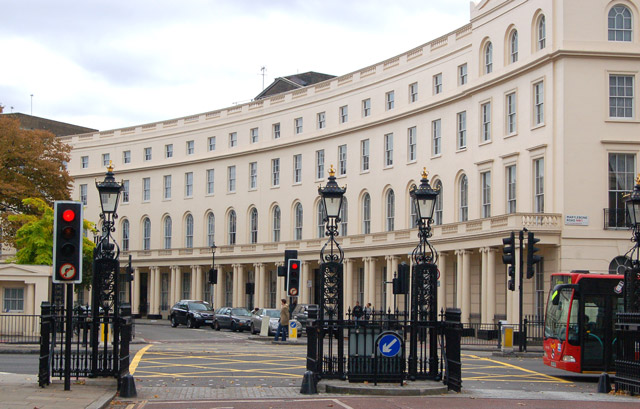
{"left": 250, "top": 308, "right": 280, "bottom": 335}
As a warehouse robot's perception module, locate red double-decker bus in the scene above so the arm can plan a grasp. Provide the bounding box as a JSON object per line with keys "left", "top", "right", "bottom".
{"left": 543, "top": 271, "right": 625, "bottom": 373}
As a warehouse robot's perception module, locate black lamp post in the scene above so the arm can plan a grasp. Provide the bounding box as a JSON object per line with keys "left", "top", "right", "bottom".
{"left": 209, "top": 242, "right": 217, "bottom": 306}
{"left": 408, "top": 168, "right": 441, "bottom": 380}
{"left": 409, "top": 168, "right": 440, "bottom": 265}
{"left": 91, "top": 162, "right": 124, "bottom": 376}
{"left": 318, "top": 165, "right": 347, "bottom": 263}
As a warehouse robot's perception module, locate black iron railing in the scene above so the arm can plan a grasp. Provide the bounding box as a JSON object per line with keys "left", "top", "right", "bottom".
{"left": 0, "top": 314, "right": 40, "bottom": 344}
{"left": 459, "top": 315, "right": 544, "bottom": 348}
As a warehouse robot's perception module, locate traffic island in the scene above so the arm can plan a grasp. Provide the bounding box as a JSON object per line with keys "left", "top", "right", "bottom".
{"left": 318, "top": 379, "right": 448, "bottom": 396}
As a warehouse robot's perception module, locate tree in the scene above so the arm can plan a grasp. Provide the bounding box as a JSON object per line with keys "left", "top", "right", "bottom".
{"left": 0, "top": 117, "right": 72, "bottom": 246}
{"left": 10, "top": 198, "right": 96, "bottom": 289}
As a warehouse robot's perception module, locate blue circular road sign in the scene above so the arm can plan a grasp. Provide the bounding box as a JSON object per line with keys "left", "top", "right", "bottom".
{"left": 377, "top": 333, "right": 401, "bottom": 358}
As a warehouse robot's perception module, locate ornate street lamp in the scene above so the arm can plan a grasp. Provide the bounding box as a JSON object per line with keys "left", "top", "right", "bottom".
{"left": 95, "top": 162, "right": 123, "bottom": 250}
{"left": 318, "top": 165, "right": 347, "bottom": 263}
{"left": 409, "top": 168, "right": 440, "bottom": 265}
{"left": 626, "top": 174, "right": 640, "bottom": 242}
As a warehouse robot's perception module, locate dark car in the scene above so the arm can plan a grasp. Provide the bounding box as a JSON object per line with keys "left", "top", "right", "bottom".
{"left": 169, "top": 300, "right": 215, "bottom": 328}
{"left": 291, "top": 303, "right": 318, "bottom": 334}
{"left": 212, "top": 307, "right": 252, "bottom": 332}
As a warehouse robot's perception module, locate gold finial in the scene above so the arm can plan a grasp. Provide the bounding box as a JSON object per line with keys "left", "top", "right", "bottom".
{"left": 107, "top": 160, "right": 114, "bottom": 173}
{"left": 421, "top": 167, "right": 428, "bottom": 179}
{"left": 329, "top": 164, "right": 335, "bottom": 177}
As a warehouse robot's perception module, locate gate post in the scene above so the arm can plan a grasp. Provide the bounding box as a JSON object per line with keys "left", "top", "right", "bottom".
{"left": 38, "top": 302, "right": 52, "bottom": 387}
{"left": 444, "top": 308, "right": 462, "bottom": 392}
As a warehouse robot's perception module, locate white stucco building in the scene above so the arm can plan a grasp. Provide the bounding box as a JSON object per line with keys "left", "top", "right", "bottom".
{"left": 64, "top": 0, "right": 640, "bottom": 323}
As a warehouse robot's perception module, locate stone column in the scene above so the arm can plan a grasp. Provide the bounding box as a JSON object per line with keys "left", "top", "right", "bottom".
{"left": 385, "top": 255, "right": 397, "bottom": 312}
{"left": 480, "top": 248, "right": 489, "bottom": 323}
{"left": 191, "top": 265, "right": 199, "bottom": 301}
{"left": 462, "top": 250, "right": 471, "bottom": 324}
{"left": 367, "top": 257, "right": 377, "bottom": 309}
{"left": 487, "top": 248, "right": 496, "bottom": 324}
{"left": 362, "top": 257, "right": 371, "bottom": 308}
{"left": 437, "top": 252, "right": 447, "bottom": 313}
{"left": 343, "top": 258, "right": 353, "bottom": 314}
{"left": 170, "top": 266, "right": 177, "bottom": 305}
{"left": 254, "top": 263, "right": 264, "bottom": 308}
{"left": 154, "top": 266, "right": 161, "bottom": 315}
{"left": 231, "top": 264, "right": 239, "bottom": 307}
{"left": 133, "top": 267, "right": 140, "bottom": 315}
{"left": 259, "top": 263, "right": 266, "bottom": 308}
{"left": 215, "top": 264, "right": 224, "bottom": 309}
{"left": 301, "top": 261, "right": 310, "bottom": 304}
{"left": 275, "top": 262, "right": 285, "bottom": 303}
{"left": 455, "top": 250, "right": 463, "bottom": 310}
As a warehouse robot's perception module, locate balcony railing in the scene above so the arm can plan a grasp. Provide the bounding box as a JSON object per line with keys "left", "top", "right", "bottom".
{"left": 604, "top": 208, "right": 631, "bottom": 230}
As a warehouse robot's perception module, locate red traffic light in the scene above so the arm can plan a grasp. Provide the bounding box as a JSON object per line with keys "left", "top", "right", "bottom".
{"left": 62, "top": 209, "right": 76, "bottom": 222}
{"left": 291, "top": 263, "right": 298, "bottom": 270}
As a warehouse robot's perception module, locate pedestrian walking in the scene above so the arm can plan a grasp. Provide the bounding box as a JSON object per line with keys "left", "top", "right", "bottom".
{"left": 274, "top": 298, "right": 290, "bottom": 341}
{"left": 364, "top": 302, "right": 372, "bottom": 320}
{"left": 352, "top": 301, "right": 363, "bottom": 325}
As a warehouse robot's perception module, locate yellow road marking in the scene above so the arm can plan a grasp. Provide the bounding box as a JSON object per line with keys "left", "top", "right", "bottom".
{"left": 463, "top": 354, "right": 572, "bottom": 383}
{"left": 129, "top": 344, "right": 152, "bottom": 375}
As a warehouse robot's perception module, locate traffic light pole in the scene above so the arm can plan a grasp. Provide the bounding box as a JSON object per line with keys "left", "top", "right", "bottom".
{"left": 518, "top": 229, "right": 524, "bottom": 353}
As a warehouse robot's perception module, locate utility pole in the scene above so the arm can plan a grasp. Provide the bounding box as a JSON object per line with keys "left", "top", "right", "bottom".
{"left": 518, "top": 228, "right": 526, "bottom": 352}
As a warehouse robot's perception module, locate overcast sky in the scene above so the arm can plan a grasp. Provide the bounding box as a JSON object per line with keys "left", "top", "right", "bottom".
{"left": 0, "top": 0, "right": 471, "bottom": 131}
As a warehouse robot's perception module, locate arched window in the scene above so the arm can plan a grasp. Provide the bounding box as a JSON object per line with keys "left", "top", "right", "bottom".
{"left": 207, "top": 213, "right": 215, "bottom": 247}
{"left": 510, "top": 30, "right": 518, "bottom": 63}
{"left": 294, "top": 203, "right": 303, "bottom": 240}
{"left": 340, "top": 197, "right": 348, "bottom": 236}
{"left": 272, "top": 205, "right": 281, "bottom": 242}
{"left": 362, "top": 193, "right": 371, "bottom": 234}
{"left": 434, "top": 180, "right": 443, "bottom": 226}
{"left": 228, "top": 210, "right": 236, "bottom": 245}
{"left": 537, "top": 15, "right": 546, "bottom": 49}
{"left": 386, "top": 189, "right": 395, "bottom": 231}
{"left": 121, "top": 219, "right": 130, "bottom": 251}
{"left": 250, "top": 208, "right": 258, "bottom": 244}
{"left": 317, "top": 201, "right": 325, "bottom": 238}
{"left": 185, "top": 214, "right": 194, "bottom": 248}
{"left": 609, "top": 5, "right": 632, "bottom": 41}
{"left": 163, "top": 216, "right": 172, "bottom": 249}
{"left": 484, "top": 42, "right": 493, "bottom": 74}
{"left": 409, "top": 184, "right": 418, "bottom": 228}
{"left": 143, "top": 217, "right": 151, "bottom": 250}
{"left": 459, "top": 175, "right": 468, "bottom": 222}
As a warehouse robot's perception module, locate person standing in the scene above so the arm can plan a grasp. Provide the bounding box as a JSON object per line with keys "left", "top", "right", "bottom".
{"left": 274, "top": 298, "right": 290, "bottom": 341}
{"left": 364, "top": 302, "right": 372, "bottom": 321}
{"left": 352, "top": 301, "right": 363, "bottom": 325}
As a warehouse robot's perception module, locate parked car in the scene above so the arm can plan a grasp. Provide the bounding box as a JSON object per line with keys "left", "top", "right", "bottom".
{"left": 250, "top": 308, "right": 280, "bottom": 335}
{"left": 291, "top": 303, "right": 318, "bottom": 334}
{"left": 212, "top": 307, "right": 252, "bottom": 332}
{"left": 169, "top": 300, "right": 215, "bottom": 328}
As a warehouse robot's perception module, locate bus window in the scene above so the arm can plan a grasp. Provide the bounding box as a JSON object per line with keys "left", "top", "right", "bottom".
{"left": 545, "top": 287, "right": 579, "bottom": 345}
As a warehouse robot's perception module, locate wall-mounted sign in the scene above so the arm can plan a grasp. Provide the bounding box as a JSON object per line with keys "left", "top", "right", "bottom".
{"left": 565, "top": 215, "right": 589, "bottom": 226}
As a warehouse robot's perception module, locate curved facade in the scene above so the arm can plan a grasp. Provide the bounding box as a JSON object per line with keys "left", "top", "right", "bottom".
{"left": 66, "top": 0, "right": 640, "bottom": 323}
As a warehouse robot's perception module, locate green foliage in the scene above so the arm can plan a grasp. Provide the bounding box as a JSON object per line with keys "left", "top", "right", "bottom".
{"left": 9, "top": 198, "right": 97, "bottom": 289}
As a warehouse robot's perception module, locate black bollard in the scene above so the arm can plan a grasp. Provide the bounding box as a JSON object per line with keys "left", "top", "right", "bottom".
{"left": 596, "top": 372, "right": 611, "bottom": 394}
{"left": 119, "top": 374, "right": 137, "bottom": 398}
{"left": 300, "top": 370, "right": 318, "bottom": 394}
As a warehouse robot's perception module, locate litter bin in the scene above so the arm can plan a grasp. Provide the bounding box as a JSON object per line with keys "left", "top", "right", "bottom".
{"left": 501, "top": 321, "right": 514, "bottom": 353}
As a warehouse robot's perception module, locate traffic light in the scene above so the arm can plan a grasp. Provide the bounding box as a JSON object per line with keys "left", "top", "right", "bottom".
{"left": 278, "top": 250, "right": 298, "bottom": 278}
{"left": 526, "top": 231, "right": 541, "bottom": 279}
{"left": 393, "top": 262, "right": 410, "bottom": 295}
{"left": 53, "top": 201, "right": 83, "bottom": 284}
{"left": 502, "top": 232, "right": 515, "bottom": 267}
{"left": 286, "top": 258, "right": 301, "bottom": 297}
{"left": 508, "top": 266, "right": 516, "bottom": 291}
{"left": 123, "top": 254, "right": 134, "bottom": 283}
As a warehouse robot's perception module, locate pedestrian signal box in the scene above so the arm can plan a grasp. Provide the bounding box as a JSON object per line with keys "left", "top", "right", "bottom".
{"left": 53, "top": 201, "right": 83, "bottom": 284}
